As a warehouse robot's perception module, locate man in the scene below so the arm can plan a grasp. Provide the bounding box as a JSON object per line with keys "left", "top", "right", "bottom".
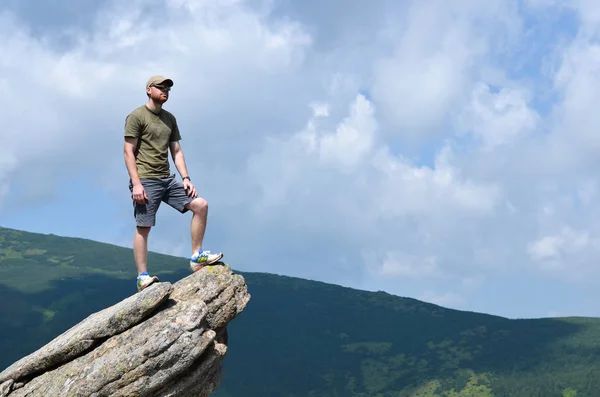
{"left": 123, "top": 75, "right": 223, "bottom": 292}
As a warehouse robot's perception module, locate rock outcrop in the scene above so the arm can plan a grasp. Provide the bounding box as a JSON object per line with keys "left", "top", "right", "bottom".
{"left": 0, "top": 263, "right": 250, "bottom": 397}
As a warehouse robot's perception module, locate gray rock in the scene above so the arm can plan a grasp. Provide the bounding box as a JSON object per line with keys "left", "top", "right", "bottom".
{"left": 0, "top": 380, "right": 13, "bottom": 397}
{"left": 0, "top": 283, "right": 173, "bottom": 384}
{"left": 0, "top": 263, "right": 250, "bottom": 397}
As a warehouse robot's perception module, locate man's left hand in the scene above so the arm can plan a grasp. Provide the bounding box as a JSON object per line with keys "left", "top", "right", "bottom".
{"left": 183, "top": 179, "right": 198, "bottom": 198}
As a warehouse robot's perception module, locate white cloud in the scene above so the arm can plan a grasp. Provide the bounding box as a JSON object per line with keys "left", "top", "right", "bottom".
{"left": 246, "top": 92, "right": 503, "bottom": 286}
{"left": 371, "top": 0, "right": 522, "bottom": 142}
{"left": 528, "top": 229, "right": 583, "bottom": 261}
{"left": 455, "top": 82, "right": 539, "bottom": 151}
{"left": 371, "top": 144, "right": 502, "bottom": 218}
{"left": 319, "top": 94, "right": 376, "bottom": 171}
{"left": 4, "top": 0, "right": 600, "bottom": 318}
{"left": 528, "top": 226, "right": 595, "bottom": 270}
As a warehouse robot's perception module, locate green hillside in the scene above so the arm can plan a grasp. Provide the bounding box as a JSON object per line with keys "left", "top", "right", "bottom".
{"left": 1, "top": 225, "right": 600, "bottom": 396}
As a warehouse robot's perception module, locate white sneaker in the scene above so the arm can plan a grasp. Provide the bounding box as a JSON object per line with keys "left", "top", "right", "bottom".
{"left": 189, "top": 250, "right": 224, "bottom": 272}
{"left": 137, "top": 274, "right": 159, "bottom": 292}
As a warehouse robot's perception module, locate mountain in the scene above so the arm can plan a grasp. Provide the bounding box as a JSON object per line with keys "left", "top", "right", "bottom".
{"left": 1, "top": 225, "right": 600, "bottom": 396}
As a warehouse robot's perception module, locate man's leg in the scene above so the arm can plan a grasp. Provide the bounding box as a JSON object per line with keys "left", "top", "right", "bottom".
{"left": 162, "top": 175, "right": 223, "bottom": 271}
{"left": 186, "top": 197, "right": 223, "bottom": 270}
{"left": 133, "top": 226, "right": 151, "bottom": 275}
{"left": 187, "top": 197, "right": 208, "bottom": 253}
{"left": 130, "top": 177, "right": 163, "bottom": 291}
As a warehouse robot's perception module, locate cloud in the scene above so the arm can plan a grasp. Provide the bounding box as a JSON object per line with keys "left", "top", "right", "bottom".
{"left": 528, "top": 227, "right": 589, "bottom": 263}
{"left": 3, "top": 0, "right": 600, "bottom": 318}
{"left": 455, "top": 82, "right": 539, "bottom": 151}
{"left": 245, "top": 91, "right": 503, "bottom": 288}
{"left": 370, "top": 0, "right": 523, "bottom": 143}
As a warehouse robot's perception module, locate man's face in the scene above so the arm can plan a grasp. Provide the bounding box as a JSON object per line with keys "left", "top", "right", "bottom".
{"left": 147, "top": 83, "right": 170, "bottom": 103}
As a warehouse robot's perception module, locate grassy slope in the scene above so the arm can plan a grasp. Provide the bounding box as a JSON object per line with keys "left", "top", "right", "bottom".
{"left": 1, "top": 226, "right": 600, "bottom": 396}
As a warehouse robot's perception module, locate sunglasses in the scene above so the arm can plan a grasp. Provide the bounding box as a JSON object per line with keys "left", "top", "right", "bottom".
{"left": 151, "top": 84, "right": 171, "bottom": 92}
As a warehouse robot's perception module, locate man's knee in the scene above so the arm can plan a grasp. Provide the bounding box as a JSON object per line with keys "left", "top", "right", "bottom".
{"left": 136, "top": 226, "right": 151, "bottom": 236}
{"left": 187, "top": 197, "right": 208, "bottom": 213}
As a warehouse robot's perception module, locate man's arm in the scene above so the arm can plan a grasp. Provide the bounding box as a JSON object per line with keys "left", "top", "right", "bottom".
{"left": 170, "top": 140, "right": 189, "bottom": 179}
{"left": 170, "top": 141, "right": 197, "bottom": 198}
{"left": 124, "top": 137, "right": 141, "bottom": 186}
{"left": 124, "top": 137, "right": 147, "bottom": 204}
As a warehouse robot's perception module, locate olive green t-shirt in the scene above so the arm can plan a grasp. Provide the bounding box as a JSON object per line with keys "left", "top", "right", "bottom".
{"left": 124, "top": 105, "right": 182, "bottom": 179}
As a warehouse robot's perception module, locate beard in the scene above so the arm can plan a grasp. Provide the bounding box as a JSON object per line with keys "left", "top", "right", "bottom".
{"left": 151, "top": 91, "right": 168, "bottom": 103}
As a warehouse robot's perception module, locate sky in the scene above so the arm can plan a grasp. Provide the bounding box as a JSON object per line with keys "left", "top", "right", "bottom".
{"left": 1, "top": 0, "right": 600, "bottom": 319}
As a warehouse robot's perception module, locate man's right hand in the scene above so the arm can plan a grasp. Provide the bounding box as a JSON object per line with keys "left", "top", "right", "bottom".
{"left": 132, "top": 183, "right": 148, "bottom": 204}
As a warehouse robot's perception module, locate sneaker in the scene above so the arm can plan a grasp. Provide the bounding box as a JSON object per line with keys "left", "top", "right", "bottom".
{"left": 189, "top": 249, "right": 224, "bottom": 272}
{"left": 137, "top": 274, "right": 159, "bottom": 292}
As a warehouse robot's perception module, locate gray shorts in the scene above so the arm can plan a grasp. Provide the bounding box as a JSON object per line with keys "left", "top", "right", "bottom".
{"left": 129, "top": 174, "right": 193, "bottom": 227}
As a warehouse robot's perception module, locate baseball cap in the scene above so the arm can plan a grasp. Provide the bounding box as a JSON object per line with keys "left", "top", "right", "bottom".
{"left": 146, "top": 75, "right": 174, "bottom": 88}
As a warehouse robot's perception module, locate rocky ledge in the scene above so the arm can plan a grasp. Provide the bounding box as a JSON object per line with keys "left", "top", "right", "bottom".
{"left": 0, "top": 263, "right": 250, "bottom": 397}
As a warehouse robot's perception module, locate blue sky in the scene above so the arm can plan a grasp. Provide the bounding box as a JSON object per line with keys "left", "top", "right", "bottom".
{"left": 2, "top": 0, "right": 599, "bottom": 319}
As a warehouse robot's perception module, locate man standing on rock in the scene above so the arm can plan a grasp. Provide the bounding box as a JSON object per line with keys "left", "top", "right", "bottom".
{"left": 123, "top": 75, "right": 223, "bottom": 292}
